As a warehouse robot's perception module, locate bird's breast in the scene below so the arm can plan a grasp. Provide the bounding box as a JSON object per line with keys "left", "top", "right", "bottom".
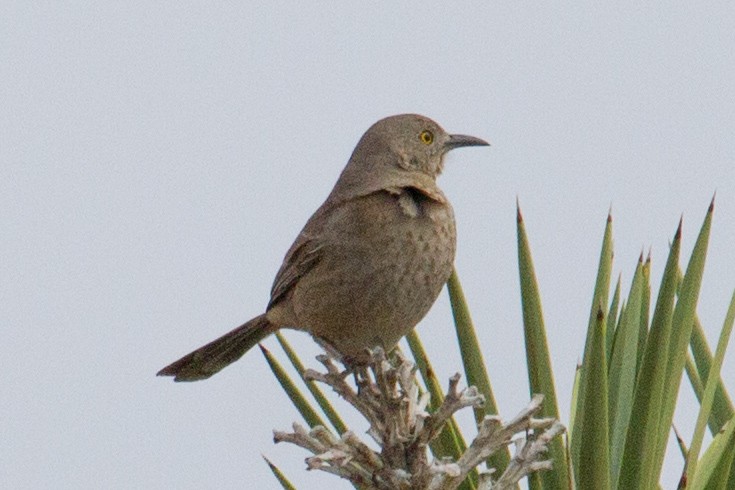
{"left": 290, "top": 189, "right": 456, "bottom": 357}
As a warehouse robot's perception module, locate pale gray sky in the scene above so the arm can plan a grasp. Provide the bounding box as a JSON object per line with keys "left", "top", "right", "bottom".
{"left": 2, "top": 3, "right": 734, "bottom": 489}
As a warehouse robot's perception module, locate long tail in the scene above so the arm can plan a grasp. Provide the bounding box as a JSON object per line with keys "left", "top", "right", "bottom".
{"left": 157, "top": 314, "right": 276, "bottom": 382}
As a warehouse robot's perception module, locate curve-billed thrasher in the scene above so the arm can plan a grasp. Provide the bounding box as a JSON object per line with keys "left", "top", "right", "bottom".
{"left": 158, "top": 114, "right": 488, "bottom": 381}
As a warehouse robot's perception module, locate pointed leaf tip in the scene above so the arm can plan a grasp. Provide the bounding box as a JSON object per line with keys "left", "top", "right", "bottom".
{"left": 516, "top": 200, "right": 523, "bottom": 223}
{"left": 258, "top": 343, "right": 269, "bottom": 355}
{"left": 708, "top": 194, "right": 715, "bottom": 212}
{"left": 676, "top": 216, "right": 683, "bottom": 239}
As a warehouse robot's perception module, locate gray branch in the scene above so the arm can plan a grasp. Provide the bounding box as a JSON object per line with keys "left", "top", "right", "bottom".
{"left": 275, "top": 348, "right": 565, "bottom": 489}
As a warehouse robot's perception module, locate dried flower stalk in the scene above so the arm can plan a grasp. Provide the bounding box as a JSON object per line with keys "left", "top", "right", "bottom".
{"left": 273, "top": 348, "right": 565, "bottom": 489}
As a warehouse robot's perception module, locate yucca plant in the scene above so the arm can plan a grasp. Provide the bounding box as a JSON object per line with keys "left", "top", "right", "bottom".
{"left": 262, "top": 199, "right": 735, "bottom": 489}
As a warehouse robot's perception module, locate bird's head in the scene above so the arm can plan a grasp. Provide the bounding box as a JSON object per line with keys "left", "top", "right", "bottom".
{"left": 329, "top": 114, "right": 489, "bottom": 203}
{"left": 354, "top": 114, "right": 489, "bottom": 179}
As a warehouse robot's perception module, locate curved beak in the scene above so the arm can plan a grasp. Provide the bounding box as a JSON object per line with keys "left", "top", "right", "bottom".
{"left": 445, "top": 134, "right": 490, "bottom": 151}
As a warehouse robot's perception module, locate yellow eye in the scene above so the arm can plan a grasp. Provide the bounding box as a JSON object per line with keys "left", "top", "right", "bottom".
{"left": 419, "top": 130, "right": 434, "bottom": 145}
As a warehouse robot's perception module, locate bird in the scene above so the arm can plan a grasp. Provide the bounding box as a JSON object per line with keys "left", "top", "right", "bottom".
{"left": 157, "top": 114, "right": 488, "bottom": 381}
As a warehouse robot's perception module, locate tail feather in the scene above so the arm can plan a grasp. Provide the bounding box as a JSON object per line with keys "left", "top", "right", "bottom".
{"left": 157, "top": 314, "right": 275, "bottom": 382}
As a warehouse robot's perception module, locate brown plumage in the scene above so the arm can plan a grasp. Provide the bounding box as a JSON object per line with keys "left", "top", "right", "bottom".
{"left": 157, "top": 114, "right": 488, "bottom": 381}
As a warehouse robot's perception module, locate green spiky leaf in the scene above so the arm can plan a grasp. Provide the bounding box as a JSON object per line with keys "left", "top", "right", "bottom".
{"left": 686, "top": 290, "right": 735, "bottom": 481}
{"left": 617, "top": 219, "right": 681, "bottom": 489}
{"left": 516, "top": 204, "right": 571, "bottom": 489}
{"left": 275, "top": 333, "right": 347, "bottom": 434}
{"left": 576, "top": 306, "right": 610, "bottom": 489}
{"left": 263, "top": 456, "right": 298, "bottom": 490}
{"left": 572, "top": 213, "right": 613, "bottom": 473}
{"left": 608, "top": 257, "right": 645, "bottom": 489}
{"left": 654, "top": 202, "right": 713, "bottom": 479}
{"left": 260, "top": 344, "right": 326, "bottom": 429}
